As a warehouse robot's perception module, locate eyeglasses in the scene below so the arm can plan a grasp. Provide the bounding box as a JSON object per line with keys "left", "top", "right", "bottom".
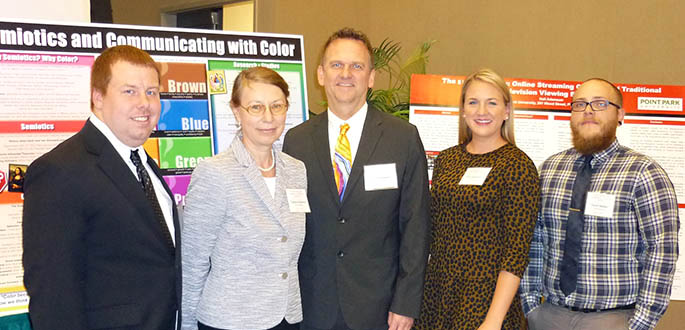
{"left": 239, "top": 102, "right": 289, "bottom": 116}
{"left": 570, "top": 99, "right": 620, "bottom": 112}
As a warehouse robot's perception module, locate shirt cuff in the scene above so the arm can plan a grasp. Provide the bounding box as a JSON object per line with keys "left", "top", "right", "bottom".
{"left": 629, "top": 313, "right": 657, "bottom": 330}
{"left": 520, "top": 295, "right": 541, "bottom": 316}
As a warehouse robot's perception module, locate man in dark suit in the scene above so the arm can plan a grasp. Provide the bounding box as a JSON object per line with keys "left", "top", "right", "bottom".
{"left": 22, "top": 45, "right": 181, "bottom": 330}
{"left": 283, "top": 28, "right": 430, "bottom": 330}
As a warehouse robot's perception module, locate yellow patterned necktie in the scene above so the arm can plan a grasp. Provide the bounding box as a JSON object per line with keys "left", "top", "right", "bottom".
{"left": 333, "top": 123, "right": 351, "bottom": 201}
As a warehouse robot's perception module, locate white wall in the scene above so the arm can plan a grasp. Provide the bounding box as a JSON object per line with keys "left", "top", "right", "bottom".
{"left": 1, "top": 0, "right": 90, "bottom": 22}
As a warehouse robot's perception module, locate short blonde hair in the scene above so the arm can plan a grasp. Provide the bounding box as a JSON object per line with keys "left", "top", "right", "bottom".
{"left": 458, "top": 68, "right": 515, "bottom": 145}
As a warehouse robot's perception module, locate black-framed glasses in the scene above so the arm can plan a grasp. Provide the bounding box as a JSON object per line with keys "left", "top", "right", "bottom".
{"left": 239, "top": 102, "right": 289, "bottom": 116}
{"left": 570, "top": 99, "right": 620, "bottom": 112}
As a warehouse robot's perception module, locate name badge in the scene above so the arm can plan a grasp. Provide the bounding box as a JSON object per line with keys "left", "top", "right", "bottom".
{"left": 584, "top": 192, "right": 615, "bottom": 218}
{"left": 459, "top": 167, "right": 492, "bottom": 185}
{"left": 364, "top": 163, "right": 398, "bottom": 191}
{"left": 286, "top": 189, "right": 310, "bottom": 213}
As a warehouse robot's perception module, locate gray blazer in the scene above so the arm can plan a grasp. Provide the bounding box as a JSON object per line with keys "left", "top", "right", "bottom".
{"left": 181, "top": 135, "right": 307, "bottom": 330}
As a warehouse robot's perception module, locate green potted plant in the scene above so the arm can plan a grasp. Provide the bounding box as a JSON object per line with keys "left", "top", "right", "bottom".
{"left": 368, "top": 38, "right": 436, "bottom": 120}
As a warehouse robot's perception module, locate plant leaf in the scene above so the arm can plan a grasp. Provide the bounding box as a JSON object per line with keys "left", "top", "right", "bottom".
{"left": 398, "top": 40, "right": 436, "bottom": 90}
{"left": 373, "top": 38, "right": 402, "bottom": 74}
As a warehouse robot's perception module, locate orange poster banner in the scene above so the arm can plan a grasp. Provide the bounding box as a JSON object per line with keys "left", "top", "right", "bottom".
{"left": 411, "top": 74, "right": 685, "bottom": 115}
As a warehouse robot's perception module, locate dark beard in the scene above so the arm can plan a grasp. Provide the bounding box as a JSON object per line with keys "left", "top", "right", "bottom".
{"left": 571, "top": 121, "right": 617, "bottom": 155}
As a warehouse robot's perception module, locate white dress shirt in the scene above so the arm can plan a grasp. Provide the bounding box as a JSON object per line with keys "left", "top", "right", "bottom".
{"left": 327, "top": 103, "right": 368, "bottom": 166}
{"left": 263, "top": 176, "right": 276, "bottom": 199}
{"left": 89, "top": 115, "right": 175, "bottom": 245}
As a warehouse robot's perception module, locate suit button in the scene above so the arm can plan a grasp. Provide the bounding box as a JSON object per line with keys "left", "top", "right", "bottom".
{"left": 280, "top": 236, "right": 288, "bottom": 242}
{"left": 338, "top": 217, "right": 346, "bottom": 224}
{"left": 281, "top": 272, "right": 288, "bottom": 279}
{"left": 337, "top": 250, "right": 345, "bottom": 258}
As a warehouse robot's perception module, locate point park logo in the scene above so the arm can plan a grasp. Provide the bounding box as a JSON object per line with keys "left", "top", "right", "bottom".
{"left": 637, "top": 97, "right": 683, "bottom": 111}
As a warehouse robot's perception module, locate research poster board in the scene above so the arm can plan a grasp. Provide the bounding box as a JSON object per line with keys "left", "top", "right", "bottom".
{"left": 0, "top": 19, "right": 308, "bottom": 319}
{"left": 409, "top": 74, "right": 685, "bottom": 300}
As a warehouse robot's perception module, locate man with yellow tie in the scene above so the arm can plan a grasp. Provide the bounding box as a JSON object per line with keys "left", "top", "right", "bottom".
{"left": 283, "top": 28, "right": 431, "bottom": 330}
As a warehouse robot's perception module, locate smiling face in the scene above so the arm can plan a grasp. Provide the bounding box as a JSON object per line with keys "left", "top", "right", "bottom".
{"left": 461, "top": 80, "right": 510, "bottom": 146}
{"left": 317, "top": 38, "right": 375, "bottom": 120}
{"left": 570, "top": 79, "right": 624, "bottom": 155}
{"left": 92, "top": 60, "right": 161, "bottom": 148}
{"left": 231, "top": 81, "right": 288, "bottom": 153}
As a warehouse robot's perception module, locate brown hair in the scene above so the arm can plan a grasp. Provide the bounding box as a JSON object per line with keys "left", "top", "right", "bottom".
{"left": 90, "top": 45, "right": 159, "bottom": 109}
{"left": 230, "top": 66, "right": 290, "bottom": 107}
{"left": 321, "top": 27, "right": 374, "bottom": 68}
{"left": 458, "top": 68, "right": 516, "bottom": 145}
{"left": 579, "top": 77, "right": 623, "bottom": 107}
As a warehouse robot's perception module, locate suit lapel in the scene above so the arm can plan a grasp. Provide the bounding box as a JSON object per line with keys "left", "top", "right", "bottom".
{"left": 311, "top": 112, "right": 342, "bottom": 206}
{"left": 96, "top": 146, "right": 152, "bottom": 222}
{"left": 244, "top": 166, "right": 285, "bottom": 227}
{"left": 274, "top": 153, "right": 295, "bottom": 228}
{"left": 232, "top": 136, "right": 285, "bottom": 228}
{"left": 83, "top": 122, "right": 152, "bottom": 224}
{"left": 83, "top": 121, "right": 175, "bottom": 253}
{"left": 342, "top": 108, "right": 383, "bottom": 205}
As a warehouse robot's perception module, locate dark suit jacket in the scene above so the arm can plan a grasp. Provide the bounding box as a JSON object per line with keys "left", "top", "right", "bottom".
{"left": 282, "top": 106, "right": 431, "bottom": 329}
{"left": 22, "top": 120, "right": 181, "bottom": 330}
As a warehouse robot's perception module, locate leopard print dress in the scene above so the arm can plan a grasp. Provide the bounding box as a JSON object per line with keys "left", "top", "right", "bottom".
{"left": 414, "top": 143, "right": 539, "bottom": 330}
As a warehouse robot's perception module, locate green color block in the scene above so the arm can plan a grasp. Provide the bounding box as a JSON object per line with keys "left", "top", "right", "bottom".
{"left": 158, "top": 137, "right": 212, "bottom": 169}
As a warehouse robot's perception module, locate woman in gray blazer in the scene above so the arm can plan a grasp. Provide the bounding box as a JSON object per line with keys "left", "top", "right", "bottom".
{"left": 182, "top": 67, "right": 307, "bottom": 330}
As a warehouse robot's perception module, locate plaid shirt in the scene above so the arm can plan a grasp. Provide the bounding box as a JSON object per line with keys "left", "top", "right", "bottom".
{"left": 520, "top": 140, "right": 679, "bottom": 330}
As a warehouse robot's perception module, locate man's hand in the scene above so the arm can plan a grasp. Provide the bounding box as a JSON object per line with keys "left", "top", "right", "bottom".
{"left": 388, "top": 312, "right": 414, "bottom": 330}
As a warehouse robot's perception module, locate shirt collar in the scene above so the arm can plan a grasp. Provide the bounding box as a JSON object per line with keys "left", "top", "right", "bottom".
{"left": 327, "top": 102, "right": 368, "bottom": 131}
{"left": 89, "top": 114, "right": 147, "bottom": 163}
{"left": 573, "top": 139, "right": 620, "bottom": 167}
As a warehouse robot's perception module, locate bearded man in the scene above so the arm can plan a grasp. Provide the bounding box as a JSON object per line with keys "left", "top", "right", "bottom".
{"left": 519, "top": 78, "right": 680, "bottom": 330}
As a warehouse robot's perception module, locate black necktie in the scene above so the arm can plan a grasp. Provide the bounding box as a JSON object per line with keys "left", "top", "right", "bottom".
{"left": 560, "top": 155, "right": 593, "bottom": 295}
{"left": 130, "top": 149, "right": 174, "bottom": 251}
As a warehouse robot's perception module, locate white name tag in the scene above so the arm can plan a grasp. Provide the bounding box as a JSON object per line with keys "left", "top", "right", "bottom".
{"left": 585, "top": 192, "right": 615, "bottom": 218}
{"left": 364, "top": 163, "right": 398, "bottom": 191}
{"left": 459, "top": 167, "right": 492, "bottom": 185}
{"left": 286, "top": 189, "right": 310, "bottom": 213}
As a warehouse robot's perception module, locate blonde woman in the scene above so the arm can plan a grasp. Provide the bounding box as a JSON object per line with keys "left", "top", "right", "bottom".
{"left": 416, "top": 69, "right": 539, "bottom": 330}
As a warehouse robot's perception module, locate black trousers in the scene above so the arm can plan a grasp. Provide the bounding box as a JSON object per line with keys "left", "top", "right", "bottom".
{"left": 299, "top": 305, "right": 388, "bottom": 330}
{"left": 199, "top": 318, "right": 300, "bottom": 330}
